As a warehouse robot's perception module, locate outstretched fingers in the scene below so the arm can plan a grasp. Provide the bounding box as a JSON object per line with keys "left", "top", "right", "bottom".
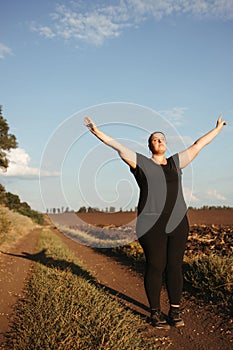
{"left": 84, "top": 116, "right": 96, "bottom": 131}
{"left": 216, "top": 115, "right": 227, "bottom": 128}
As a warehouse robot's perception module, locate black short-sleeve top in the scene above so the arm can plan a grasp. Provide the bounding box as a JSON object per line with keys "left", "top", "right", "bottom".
{"left": 130, "top": 153, "right": 187, "bottom": 225}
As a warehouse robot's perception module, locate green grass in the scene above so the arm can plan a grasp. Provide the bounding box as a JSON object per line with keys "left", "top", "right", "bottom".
{"left": 6, "top": 229, "right": 171, "bottom": 350}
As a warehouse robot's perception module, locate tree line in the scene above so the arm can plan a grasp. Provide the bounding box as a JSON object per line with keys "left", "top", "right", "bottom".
{"left": 0, "top": 106, "right": 43, "bottom": 224}
{"left": 0, "top": 184, "right": 43, "bottom": 224}
{"left": 48, "top": 205, "right": 233, "bottom": 215}
{"left": 188, "top": 205, "right": 232, "bottom": 210}
{"left": 48, "top": 206, "right": 137, "bottom": 214}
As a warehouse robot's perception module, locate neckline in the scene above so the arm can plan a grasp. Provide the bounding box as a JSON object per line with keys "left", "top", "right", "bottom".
{"left": 150, "top": 157, "right": 168, "bottom": 166}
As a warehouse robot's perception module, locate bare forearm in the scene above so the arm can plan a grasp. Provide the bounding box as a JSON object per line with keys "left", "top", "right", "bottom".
{"left": 194, "top": 126, "right": 222, "bottom": 150}
{"left": 84, "top": 117, "right": 136, "bottom": 168}
{"left": 91, "top": 128, "right": 124, "bottom": 152}
{"left": 179, "top": 115, "right": 226, "bottom": 168}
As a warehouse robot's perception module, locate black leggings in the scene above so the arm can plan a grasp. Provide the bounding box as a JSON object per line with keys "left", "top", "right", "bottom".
{"left": 138, "top": 215, "right": 189, "bottom": 310}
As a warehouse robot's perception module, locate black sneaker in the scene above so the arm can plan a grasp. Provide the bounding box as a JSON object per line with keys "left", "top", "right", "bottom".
{"left": 150, "top": 309, "right": 171, "bottom": 330}
{"left": 168, "top": 307, "right": 185, "bottom": 327}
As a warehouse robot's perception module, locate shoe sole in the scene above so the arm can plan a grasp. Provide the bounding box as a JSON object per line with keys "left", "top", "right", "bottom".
{"left": 154, "top": 325, "right": 171, "bottom": 330}
{"left": 170, "top": 321, "right": 185, "bottom": 327}
{"left": 166, "top": 315, "right": 185, "bottom": 327}
{"left": 174, "top": 322, "right": 185, "bottom": 327}
{"left": 150, "top": 320, "right": 171, "bottom": 330}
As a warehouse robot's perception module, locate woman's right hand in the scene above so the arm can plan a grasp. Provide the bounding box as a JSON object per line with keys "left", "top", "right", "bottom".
{"left": 84, "top": 116, "right": 136, "bottom": 168}
{"left": 84, "top": 117, "right": 98, "bottom": 133}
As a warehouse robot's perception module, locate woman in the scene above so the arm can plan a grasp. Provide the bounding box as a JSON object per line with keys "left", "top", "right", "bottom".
{"left": 84, "top": 115, "right": 226, "bottom": 329}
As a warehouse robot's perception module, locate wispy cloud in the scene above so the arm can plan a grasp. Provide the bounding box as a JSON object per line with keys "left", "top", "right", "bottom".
{"left": 128, "top": 0, "right": 233, "bottom": 20}
{"left": 158, "top": 107, "right": 188, "bottom": 126}
{"left": 184, "top": 186, "right": 199, "bottom": 203}
{"left": 31, "top": 24, "right": 55, "bottom": 39}
{"left": 0, "top": 43, "right": 13, "bottom": 60}
{"left": 32, "top": 2, "right": 132, "bottom": 46}
{"left": 207, "top": 189, "right": 226, "bottom": 201}
{"left": 1, "top": 148, "right": 60, "bottom": 179}
{"left": 31, "top": 0, "right": 233, "bottom": 46}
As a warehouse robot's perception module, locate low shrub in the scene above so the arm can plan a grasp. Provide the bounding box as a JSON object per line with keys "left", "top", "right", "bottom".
{"left": 0, "top": 205, "right": 38, "bottom": 249}
{"left": 184, "top": 254, "right": 233, "bottom": 309}
{"left": 0, "top": 207, "right": 12, "bottom": 244}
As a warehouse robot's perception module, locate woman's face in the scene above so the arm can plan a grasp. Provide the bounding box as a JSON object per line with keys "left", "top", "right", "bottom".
{"left": 149, "top": 132, "right": 167, "bottom": 155}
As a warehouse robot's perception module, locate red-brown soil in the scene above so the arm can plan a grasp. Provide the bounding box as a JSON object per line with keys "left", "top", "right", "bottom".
{"left": 76, "top": 209, "right": 233, "bottom": 226}
{"left": 0, "top": 211, "right": 232, "bottom": 349}
{"left": 0, "top": 229, "right": 41, "bottom": 346}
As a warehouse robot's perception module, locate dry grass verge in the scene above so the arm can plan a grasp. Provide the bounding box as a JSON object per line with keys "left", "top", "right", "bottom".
{"left": 6, "top": 229, "right": 171, "bottom": 349}
{"left": 183, "top": 254, "right": 233, "bottom": 310}
{"left": 0, "top": 206, "right": 38, "bottom": 250}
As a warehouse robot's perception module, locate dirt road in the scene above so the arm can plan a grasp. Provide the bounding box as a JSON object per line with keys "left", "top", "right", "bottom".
{"left": 0, "top": 229, "right": 41, "bottom": 346}
{"left": 0, "top": 226, "right": 232, "bottom": 349}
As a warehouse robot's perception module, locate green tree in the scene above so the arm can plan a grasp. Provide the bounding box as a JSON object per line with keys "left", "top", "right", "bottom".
{"left": 0, "top": 184, "right": 6, "bottom": 204}
{"left": 0, "top": 105, "right": 17, "bottom": 170}
{"left": 5, "top": 192, "right": 21, "bottom": 210}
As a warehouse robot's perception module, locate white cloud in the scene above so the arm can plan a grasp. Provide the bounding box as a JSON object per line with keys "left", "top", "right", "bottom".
{"left": 128, "top": 0, "right": 233, "bottom": 19}
{"left": 31, "top": 25, "right": 55, "bottom": 39}
{"left": 158, "top": 107, "right": 188, "bottom": 126}
{"left": 31, "top": 0, "right": 233, "bottom": 45}
{"left": 0, "top": 43, "right": 13, "bottom": 60}
{"left": 1, "top": 148, "right": 60, "bottom": 178}
{"left": 207, "top": 189, "right": 226, "bottom": 200}
{"left": 184, "top": 186, "right": 199, "bottom": 203}
{"left": 32, "top": 2, "right": 132, "bottom": 46}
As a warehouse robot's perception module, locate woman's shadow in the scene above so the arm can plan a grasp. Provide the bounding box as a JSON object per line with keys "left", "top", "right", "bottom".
{"left": 1, "top": 249, "right": 149, "bottom": 319}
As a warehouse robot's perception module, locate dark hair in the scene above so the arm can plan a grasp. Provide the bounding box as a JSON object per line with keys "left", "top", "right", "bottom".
{"left": 148, "top": 131, "right": 166, "bottom": 152}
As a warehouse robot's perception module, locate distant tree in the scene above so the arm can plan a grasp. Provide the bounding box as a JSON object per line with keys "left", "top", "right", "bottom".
{"left": 201, "top": 205, "right": 209, "bottom": 210}
{"left": 87, "top": 207, "right": 100, "bottom": 213}
{"left": 53, "top": 208, "right": 56, "bottom": 214}
{"left": 78, "top": 206, "right": 87, "bottom": 213}
{"left": 0, "top": 105, "right": 17, "bottom": 170}
{"left": 65, "top": 207, "right": 69, "bottom": 213}
{"left": 109, "top": 206, "right": 115, "bottom": 213}
{"left": 57, "top": 208, "right": 60, "bottom": 214}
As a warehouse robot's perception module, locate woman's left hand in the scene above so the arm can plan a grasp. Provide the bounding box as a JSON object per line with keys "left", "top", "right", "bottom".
{"left": 216, "top": 115, "right": 227, "bottom": 129}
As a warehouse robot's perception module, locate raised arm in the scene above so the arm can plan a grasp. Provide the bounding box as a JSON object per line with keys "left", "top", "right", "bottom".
{"left": 84, "top": 117, "right": 136, "bottom": 169}
{"left": 179, "top": 115, "right": 227, "bottom": 169}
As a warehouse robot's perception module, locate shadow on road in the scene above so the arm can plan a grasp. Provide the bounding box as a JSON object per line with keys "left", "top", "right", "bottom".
{"left": 1, "top": 249, "right": 149, "bottom": 319}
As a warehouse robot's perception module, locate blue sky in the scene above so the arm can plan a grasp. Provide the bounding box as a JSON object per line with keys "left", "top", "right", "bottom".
{"left": 0, "top": 0, "right": 233, "bottom": 212}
